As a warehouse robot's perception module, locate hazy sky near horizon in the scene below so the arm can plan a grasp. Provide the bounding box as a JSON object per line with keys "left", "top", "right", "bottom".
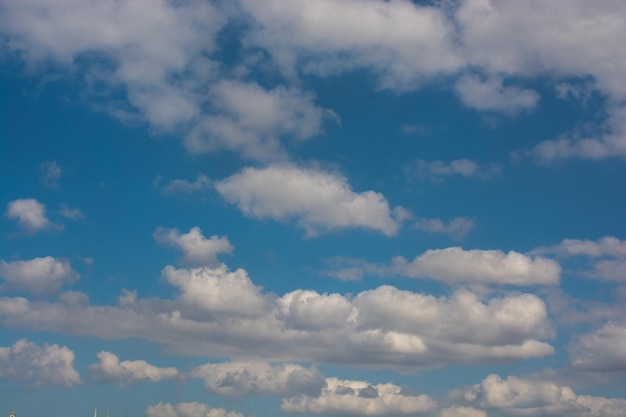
{"left": 2, "top": 1, "right": 626, "bottom": 417}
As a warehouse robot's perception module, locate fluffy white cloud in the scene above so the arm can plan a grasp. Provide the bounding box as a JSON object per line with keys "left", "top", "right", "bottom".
{"left": 186, "top": 81, "right": 335, "bottom": 161}
{"left": 0, "top": 263, "right": 554, "bottom": 368}
{"left": 145, "top": 402, "right": 243, "bottom": 417}
{"left": 191, "top": 362, "right": 325, "bottom": 396}
{"left": 569, "top": 323, "right": 626, "bottom": 373}
{"left": 88, "top": 351, "right": 178, "bottom": 385}
{"left": 163, "top": 264, "right": 269, "bottom": 318}
{"left": 239, "top": 0, "right": 462, "bottom": 91}
{"left": 393, "top": 247, "right": 560, "bottom": 285}
{"left": 40, "top": 160, "right": 61, "bottom": 189}
{"left": 215, "top": 165, "right": 405, "bottom": 236}
{"left": 5, "top": 198, "right": 52, "bottom": 233}
{"left": 0, "top": 257, "right": 79, "bottom": 295}
{"left": 455, "top": 74, "right": 539, "bottom": 114}
{"left": 411, "top": 159, "right": 502, "bottom": 182}
{"left": 414, "top": 217, "right": 476, "bottom": 240}
{"left": 154, "top": 227, "right": 233, "bottom": 266}
{"left": 452, "top": 374, "right": 626, "bottom": 417}
{"left": 0, "top": 339, "right": 80, "bottom": 386}
{"left": 282, "top": 377, "right": 436, "bottom": 416}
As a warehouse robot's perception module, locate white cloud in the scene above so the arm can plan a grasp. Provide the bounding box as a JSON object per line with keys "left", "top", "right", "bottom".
{"left": 215, "top": 165, "right": 405, "bottom": 236}
{"left": 0, "top": 0, "right": 224, "bottom": 128}
{"left": 239, "top": 0, "right": 462, "bottom": 91}
{"left": 59, "top": 204, "right": 85, "bottom": 220}
{"left": 40, "top": 161, "right": 62, "bottom": 189}
{"left": 411, "top": 159, "right": 502, "bottom": 182}
{"left": 5, "top": 198, "right": 52, "bottom": 233}
{"left": 154, "top": 227, "right": 233, "bottom": 266}
{"left": 191, "top": 362, "right": 325, "bottom": 396}
{"left": 455, "top": 75, "right": 539, "bottom": 114}
{"left": 0, "top": 263, "right": 555, "bottom": 368}
{"left": 160, "top": 174, "right": 212, "bottom": 195}
{"left": 438, "top": 407, "right": 486, "bottom": 417}
{"left": 145, "top": 402, "right": 243, "bottom": 417}
{"left": 282, "top": 377, "right": 436, "bottom": 416}
{"left": 0, "top": 257, "right": 79, "bottom": 295}
{"left": 533, "top": 237, "right": 626, "bottom": 259}
{"left": 0, "top": 339, "right": 80, "bottom": 387}
{"left": 163, "top": 264, "right": 269, "bottom": 318}
{"left": 88, "top": 351, "right": 178, "bottom": 385}
{"left": 414, "top": 217, "right": 476, "bottom": 240}
{"left": 569, "top": 323, "right": 626, "bottom": 373}
{"left": 186, "top": 81, "right": 335, "bottom": 161}
{"left": 393, "top": 247, "right": 560, "bottom": 285}
{"left": 533, "top": 237, "right": 626, "bottom": 281}
{"left": 451, "top": 374, "right": 626, "bottom": 417}
{"left": 531, "top": 106, "right": 626, "bottom": 162}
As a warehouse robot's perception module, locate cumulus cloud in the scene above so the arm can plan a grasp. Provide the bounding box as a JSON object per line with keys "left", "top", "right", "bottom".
{"left": 0, "top": 257, "right": 79, "bottom": 295}
{"left": 159, "top": 174, "right": 212, "bottom": 195}
{"left": 451, "top": 374, "right": 626, "bottom": 417}
{"left": 0, "top": 339, "right": 80, "bottom": 387}
{"left": 455, "top": 75, "right": 539, "bottom": 114}
{"left": 40, "top": 161, "right": 62, "bottom": 189}
{"left": 154, "top": 227, "right": 233, "bottom": 266}
{"left": 282, "top": 377, "right": 436, "bottom": 416}
{"left": 215, "top": 165, "right": 406, "bottom": 236}
{"left": 530, "top": 106, "right": 626, "bottom": 162}
{"left": 88, "top": 351, "right": 178, "bottom": 385}
{"left": 569, "top": 323, "right": 626, "bottom": 373}
{"left": 411, "top": 159, "right": 502, "bottom": 182}
{"left": 191, "top": 362, "right": 325, "bottom": 396}
{"left": 186, "top": 81, "right": 335, "bottom": 160}
{"left": 239, "top": 0, "right": 462, "bottom": 91}
{"left": 5, "top": 198, "right": 52, "bottom": 233}
{"left": 533, "top": 237, "right": 626, "bottom": 281}
{"left": 413, "top": 217, "right": 476, "bottom": 240}
{"left": 393, "top": 247, "right": 561, "bottom": 285}
{"left": 0, "top": 264, "right": 554, "bottom": 368}
{"left": 145, "top": 402, "right": 243, "bottom": 417}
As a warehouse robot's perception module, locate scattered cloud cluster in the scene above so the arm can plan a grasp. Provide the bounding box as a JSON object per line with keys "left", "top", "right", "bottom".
{"left": 191, "top": 362, "right": 325, "bottom": 396}
{"left": 0, "top": 339, "right": 80, "bottom": 387}
{"left": 282, "top": 377, "right": 436, "bottom": 416}
{"left": 0, "top": 262, "right": 554, "bottom": 368}
{"left": 451, "top": 374, "right": 626, "bottom": 417}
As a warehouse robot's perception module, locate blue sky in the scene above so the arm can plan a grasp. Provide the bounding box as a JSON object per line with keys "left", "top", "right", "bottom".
{"left": 2, "top": 1, "right": 626, "bottom": 417}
